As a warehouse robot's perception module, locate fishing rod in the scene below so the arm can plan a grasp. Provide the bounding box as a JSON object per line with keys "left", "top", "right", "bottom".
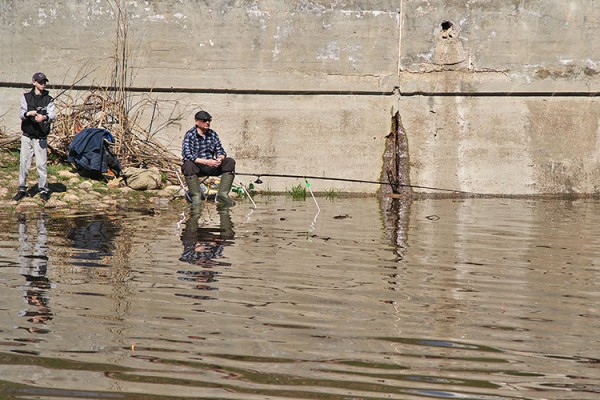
{"left": 51, "top": 68, "right": 98, "bottom": 101}
{"left": 36, "top": 68, "right": 98, "bottom": 116}
{"left": 236, "top": 172, "right": 477, "bottom": 195}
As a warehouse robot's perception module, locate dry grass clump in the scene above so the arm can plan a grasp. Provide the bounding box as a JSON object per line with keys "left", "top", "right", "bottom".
{"left": 48, "top": 89, "right": 183, "bottom": 184}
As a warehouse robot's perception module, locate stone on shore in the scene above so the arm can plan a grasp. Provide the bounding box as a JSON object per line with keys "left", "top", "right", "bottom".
{"left": 79, "top": 181, "right": 94, "bottom": 190}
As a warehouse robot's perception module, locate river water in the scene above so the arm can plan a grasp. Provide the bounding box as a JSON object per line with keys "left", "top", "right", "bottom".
{"left": 0, "top": 196, "right": 599, "bottom": 399}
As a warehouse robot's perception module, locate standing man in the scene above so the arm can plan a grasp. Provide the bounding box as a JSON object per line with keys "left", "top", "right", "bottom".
{"left": 13, "top": 72, "right": 55, "bottom": 202}
{"left": 181, "top": 110, "right": 236, "bottom": 207}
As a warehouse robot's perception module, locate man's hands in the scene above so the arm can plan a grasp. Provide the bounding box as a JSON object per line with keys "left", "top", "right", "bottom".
{"left": 27, "top": 110, "right": 47, "bottom": 122}
{"left": 196, "top": 157, "right": 224, "bottom": 167}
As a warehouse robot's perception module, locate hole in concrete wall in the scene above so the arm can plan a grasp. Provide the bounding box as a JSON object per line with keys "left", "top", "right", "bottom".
{"left": 441, "top": 20, "right": 453, "bottom": 38}
{"left": 435, "top": 20, "right": 467, "bottom": 66}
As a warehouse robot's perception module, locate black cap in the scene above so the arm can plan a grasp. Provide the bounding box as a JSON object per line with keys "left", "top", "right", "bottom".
{"left": 194, "top": 110, "right": 212, "bottom": 120}
{"left": 32, "top": 72, "right": 48, "bottom": 83}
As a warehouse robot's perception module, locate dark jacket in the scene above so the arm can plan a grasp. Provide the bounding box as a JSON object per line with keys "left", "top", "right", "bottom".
{"left": 67, "top": 128, "right": 121, "bottom": 174}
{"left": 21, "top": 89, "right": 53, "bottom": 139}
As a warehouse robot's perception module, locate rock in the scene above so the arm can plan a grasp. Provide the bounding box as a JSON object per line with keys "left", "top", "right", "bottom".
{"left": 79, "top": 181, "right": 93, "bottom": 190}
{"left": 80, "top": 193, "right": 100, "bottom": 202}
{"left": 44, "top": 198, "right": 68, "bottom": 208}
{"left": 16, "top": 200, "right": 41, "bottom": 210}
{"left": 91, "top": 190, "right": 105, "bottom": 198}
{"left": 58, "top": 170, "right": 78, "bottom": 178}
{"left": 0, "top": 200, "right": 14, "bottom": 208}
{"left": 94, "top": 202, "right": 113, "bottom": 209}
{"left": 80, "top": 200, "right": 99, "bottom": 207}
{"left": 157, "top": 186, "right": 179, "bottom": 197}
{"left": 61, "top": 193, "right": 81, "bottom": 203}
{"left": 151, "top": 197, "right": 171, "bottom": 208}
{"left": 164, "top": 184, "right": 181, "bottom": 192}
{"left": 85, "top": 190, "right": 102, "bottom": 198}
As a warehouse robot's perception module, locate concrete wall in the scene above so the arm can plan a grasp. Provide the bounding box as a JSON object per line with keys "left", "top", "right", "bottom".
{"left": 399, "top": 1, "right": 600, "bottom": 195}
{"left": 1, "top": 0, "right": 598, "bottom": 195}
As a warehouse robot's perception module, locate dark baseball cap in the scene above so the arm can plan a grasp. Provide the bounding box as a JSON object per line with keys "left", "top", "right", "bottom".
{"left": 32, "top": 72, "right": 49, "bottom": 83}
{"left": 194, "top": 110, "right": 212, "bottom": 120}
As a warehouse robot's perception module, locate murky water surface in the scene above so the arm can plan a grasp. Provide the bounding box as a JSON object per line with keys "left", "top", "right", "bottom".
{"left": 1, "top": 197, "right": 599, "bottom": 399}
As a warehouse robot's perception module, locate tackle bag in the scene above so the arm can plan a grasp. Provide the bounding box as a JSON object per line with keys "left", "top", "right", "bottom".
{"left": 121, "top": 167, "right": 162, "bottom": 190}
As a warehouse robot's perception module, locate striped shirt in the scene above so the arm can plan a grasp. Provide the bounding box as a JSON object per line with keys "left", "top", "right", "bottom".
{"left": 181, "top": 127, "right": 227, "bottom": 162}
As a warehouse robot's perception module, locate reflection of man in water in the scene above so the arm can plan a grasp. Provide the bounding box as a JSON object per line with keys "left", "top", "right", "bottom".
{"left": 18, "top": 213, "right": 53, "bottom": 334}
{"left": 179, "top": 207, "right": 234, "bottom": 267}
{"left": 178, "top": 207, "right": 235, "bottom": 294}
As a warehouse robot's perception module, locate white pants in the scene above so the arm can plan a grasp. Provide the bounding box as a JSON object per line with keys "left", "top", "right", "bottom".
{"left": 18, "top": 135, "right": 48, "bottom": 193}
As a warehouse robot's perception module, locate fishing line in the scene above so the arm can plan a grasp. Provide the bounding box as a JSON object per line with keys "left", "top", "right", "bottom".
{"left": 175, "top": 209, "right": 187, "bottom": 235}
{"left": 237, "top": 172, "right": 476, "bottom": 195}
{"left": 305, "top": 178, "right": 320, "bottom": 212}
{"left": 243, "top": 207, "right": 255, "bottom": 224}
{"left": 174, "top": 170, "right": 212, "bottom": 202}
{"left": 238, "top": 180, "right": 257, "bottom": 208}
{"left": 305, "top": 178, "right": 320, "bottom": 234}
{"left": 51, "top": 67, "right": 99, "bottom": 101}
{"left": 174, "top": 169, "right": 192, "bottom": 202}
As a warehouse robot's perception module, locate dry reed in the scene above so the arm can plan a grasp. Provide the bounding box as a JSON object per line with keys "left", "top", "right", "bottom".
{"left": 48, "top": 89, "right": 184, "bottom": 184}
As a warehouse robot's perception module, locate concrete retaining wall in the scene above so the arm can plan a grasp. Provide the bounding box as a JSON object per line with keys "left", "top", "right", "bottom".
{"left": 1, "top": 0, "right": 598, "bottom": 194}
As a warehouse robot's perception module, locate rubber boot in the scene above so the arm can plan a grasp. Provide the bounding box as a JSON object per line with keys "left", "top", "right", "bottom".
{"left": 217, "top": 172, "right": 236, "bottom": 207}
{"left": 184, "top": 175, "right": 202, "bottom": 207}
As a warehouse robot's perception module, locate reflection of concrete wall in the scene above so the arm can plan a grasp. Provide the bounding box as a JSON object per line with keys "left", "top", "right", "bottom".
{"left": 1, "top": 1, "right": 599, "bottom": 194}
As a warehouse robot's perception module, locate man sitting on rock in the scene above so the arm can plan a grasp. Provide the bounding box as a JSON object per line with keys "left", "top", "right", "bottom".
{"left": 181, "top": 110, "right": 236, "bottom": 207}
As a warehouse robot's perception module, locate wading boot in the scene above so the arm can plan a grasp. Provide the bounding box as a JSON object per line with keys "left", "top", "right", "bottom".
{"left": 217, "top": 172, "right": 236, "bottom": 207}
{"left": 184, "top": 175, "right": 203, "bottom": 207}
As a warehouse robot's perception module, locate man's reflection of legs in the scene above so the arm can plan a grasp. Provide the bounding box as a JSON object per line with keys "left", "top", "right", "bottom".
{"left": 178, "top": 206, "right": 235, "bottom": 294}
{"left": 218, "top": 207, "right": 234, "bottom": 241}
{"left": 179, "top": 207, "right": 203, "bottom": 264}
{"left": 18, "top": 213, "right": 53, "bottom": 334}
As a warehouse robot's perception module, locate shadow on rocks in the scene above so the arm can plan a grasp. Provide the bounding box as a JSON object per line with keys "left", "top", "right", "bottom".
{"left": 48, "top": 183, "right": 68, "bottom": 193}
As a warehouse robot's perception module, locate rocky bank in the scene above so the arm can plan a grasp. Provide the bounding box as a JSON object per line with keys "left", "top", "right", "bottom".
{"left": 0, "top": 148, "right": 187, "bottom": 212}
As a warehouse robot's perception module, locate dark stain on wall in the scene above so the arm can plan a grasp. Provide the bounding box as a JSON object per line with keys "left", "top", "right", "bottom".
{"left": 382, "top": 111, "right": 410, "bottom": 196}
